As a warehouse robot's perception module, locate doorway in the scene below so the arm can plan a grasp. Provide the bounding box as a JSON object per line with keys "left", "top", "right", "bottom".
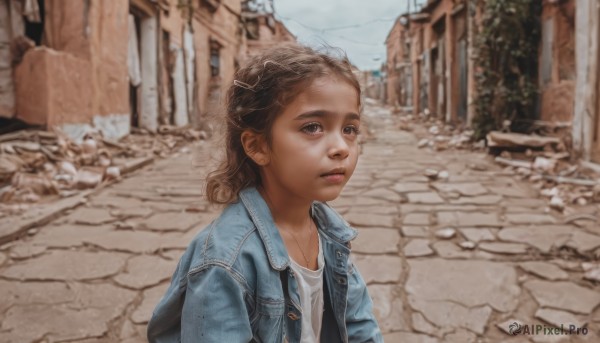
{"left": 128, "top": 3, "right": 158, "bottom": 131}
{"left": 129, "top": 12, "right": 142, "bottom": 128}
{"left": 431, "top": 18, "right": 446, "bottom": 120}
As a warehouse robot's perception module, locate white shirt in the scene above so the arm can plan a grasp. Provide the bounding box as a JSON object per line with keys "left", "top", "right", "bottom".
{"left": 289, "top": 234, "right": 325, "bottom": 343}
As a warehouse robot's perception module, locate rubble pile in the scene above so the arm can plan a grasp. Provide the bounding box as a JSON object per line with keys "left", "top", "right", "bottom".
{"left": 398, "top": 110, "right": 483, "bottom": 152}
{"left": 121, "top": 125, "right": 208, "bottom": 158}
{"left": 397, "top": 109, "right": 599, "bottom": 210}
{"left": 0, "top": 125, "right": 207, "bottom": 210}
{"left": 489, "top": 131, "right": 600, "bottom": 212}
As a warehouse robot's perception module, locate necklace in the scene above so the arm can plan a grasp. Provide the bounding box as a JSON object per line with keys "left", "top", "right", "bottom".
{"left": 259, "top": 187, "right": 315, "bottom": 268}
{"left": 287, "top": 219, "right": 314, "bottom": 269}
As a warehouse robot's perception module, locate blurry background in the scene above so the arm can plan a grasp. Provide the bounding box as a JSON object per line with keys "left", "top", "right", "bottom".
{"left": 1, "top": 1, "right": 600, "bottom": 342}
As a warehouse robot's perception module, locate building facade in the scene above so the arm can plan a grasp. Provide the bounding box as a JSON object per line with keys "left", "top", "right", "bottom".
{"left": 386, "top": 0, "right": 600, "bottom": 166}
{"left": 385, "top": 15, "right": 412, "bottom": 109}
{"left": 0, "top": 0, "right": 294, "bottom": 140}
{"left": 386, "top": 0, "right": 472, "bottom": 123}
{"left": 243, "top": 9, "right": 295, "bottom": 58}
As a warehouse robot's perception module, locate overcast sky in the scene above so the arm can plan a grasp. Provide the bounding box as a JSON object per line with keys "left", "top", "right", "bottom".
{"left": 273, "top": 0, "right": 427, "bottom": 71}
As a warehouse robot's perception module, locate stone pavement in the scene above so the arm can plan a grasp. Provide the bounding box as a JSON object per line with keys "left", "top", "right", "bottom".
{"left": 1, "top": 104, "right": 600, "bottom": 342}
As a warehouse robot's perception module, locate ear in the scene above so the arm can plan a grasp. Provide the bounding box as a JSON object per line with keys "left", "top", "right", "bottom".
{"left": 241, "top": 130, "right": 270, "bottom": 166}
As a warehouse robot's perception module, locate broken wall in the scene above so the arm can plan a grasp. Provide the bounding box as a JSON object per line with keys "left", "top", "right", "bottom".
{"left": 15, "top": 48, "right": 93, "bottom": 128}
{"left": 9, "top": 0, "right": 248, "bottom": 139}
{"left": 14, "top": 0, "right": 130, "bottom": 139}
{"left": 43, "top": 0, "right": 92, "bottom": 59}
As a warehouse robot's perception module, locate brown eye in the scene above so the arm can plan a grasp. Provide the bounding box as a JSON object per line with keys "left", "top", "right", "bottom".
{"left": 344, "top": 126, "right": 360, "bottom": 135}
{"left": 301, "top": 123, "right": 323, "bottom": 135}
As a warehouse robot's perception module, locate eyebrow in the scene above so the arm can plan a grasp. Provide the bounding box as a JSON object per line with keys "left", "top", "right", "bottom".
{"left": 294, "top": 110, "right": 360, "bottom": 121}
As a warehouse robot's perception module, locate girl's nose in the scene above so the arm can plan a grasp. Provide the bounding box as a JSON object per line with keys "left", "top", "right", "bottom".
{"left": 327, "top": 133, "right": 350, "bottom": 159}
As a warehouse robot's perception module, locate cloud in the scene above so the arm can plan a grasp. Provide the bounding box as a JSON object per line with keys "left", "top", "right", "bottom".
{"left": 274, "top": 0, "right": 426, "bottom": 70}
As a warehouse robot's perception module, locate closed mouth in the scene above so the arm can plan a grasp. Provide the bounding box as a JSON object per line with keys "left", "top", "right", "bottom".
{"left": 321, "top": 168, "right": 346, "bottom": 177}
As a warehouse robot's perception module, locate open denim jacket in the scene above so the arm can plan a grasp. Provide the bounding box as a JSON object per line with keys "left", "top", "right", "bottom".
{"left": 147, "top": 186, "right": 383, "bottom": 343}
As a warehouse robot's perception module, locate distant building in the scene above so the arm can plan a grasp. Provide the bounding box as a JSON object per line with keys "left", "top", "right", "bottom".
{"left": 359, "top": 69, "right": 386, "bottom": 103}
{"left": 191, "top": 0, "right": 248, "bottom": 129}
{"left": 385, "top": 0, "right": 471, "bottom": 123}
{"left": 385, "top": 15, "right": 412, "bottom": 110}
{"left": 242, "top": 8, "right": 296, "bottom": 58}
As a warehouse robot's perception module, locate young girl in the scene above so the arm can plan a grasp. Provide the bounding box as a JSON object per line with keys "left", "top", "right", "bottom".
{"left": 147, "top": 43, "right": 383, "bottom": 343}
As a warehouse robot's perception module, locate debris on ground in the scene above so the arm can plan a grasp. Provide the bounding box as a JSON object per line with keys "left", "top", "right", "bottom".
{"left": 423, "top": 168, "right": 448, "bottom": 181}
{"left": 0, "top": 125, "right": 207, "bottom": 214}
{"left": 398, "top": 110, "right": 482, "bottom": 152}
{"left": 487, "top": 127, "right": 599, "bottom": 212}
{"left": 396, "top": 107, "right": 600, "bottom": 211}
{"left": 459, "top": 241, "right": 477, "bottom": 250}
{"left": 435, "top": 228, "right": 457, "bottom": 239}
{"left": 487, "top": 131, "right": 562, "bottom": 150}
{"left": 582, "top": 262, "right": 600, "bottom": 282}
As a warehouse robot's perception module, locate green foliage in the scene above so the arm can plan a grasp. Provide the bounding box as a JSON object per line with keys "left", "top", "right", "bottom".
{"left": 472, "top": 0, "right": 542, "bottom": 140}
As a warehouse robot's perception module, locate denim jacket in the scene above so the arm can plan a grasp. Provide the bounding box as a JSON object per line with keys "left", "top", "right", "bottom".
{"left": 147, "top": 186, "right": 383, "bottom": 343}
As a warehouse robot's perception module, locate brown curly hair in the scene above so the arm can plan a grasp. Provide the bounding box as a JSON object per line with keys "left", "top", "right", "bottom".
{"left": 205, "top": 43, "right": 361, "bottom": 204}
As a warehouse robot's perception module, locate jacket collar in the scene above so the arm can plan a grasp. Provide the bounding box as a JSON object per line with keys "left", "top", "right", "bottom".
{"left": 239, "top": 186, "right": 357, "bottom": 271}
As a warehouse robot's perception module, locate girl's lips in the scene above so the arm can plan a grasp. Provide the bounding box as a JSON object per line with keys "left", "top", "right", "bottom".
{"left": 321, "top": 173, "right": 345, "bottom": 183}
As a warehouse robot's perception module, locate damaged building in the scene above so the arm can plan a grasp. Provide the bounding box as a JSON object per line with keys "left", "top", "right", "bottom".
{"left": 242, "top": 3, "right": 295, "bottom": 58}
{"left": 385, "top": 15, "right": 412, "bottom": 111}
{"left": 0, "top": 0, "right": 295, "bottom": 141}
{"left": 386, "top": 0, "right": 474, "bottom": 123}
{"left": 386, "top": 0, "right": 600, "bottom": 166}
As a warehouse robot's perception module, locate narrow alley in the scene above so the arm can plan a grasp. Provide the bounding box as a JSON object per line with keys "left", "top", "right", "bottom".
{"left": 1, "top": 103, "right": 599, "bottom": 342}
{"left": 2, "top": 0, "right": 600, "bottom": 341}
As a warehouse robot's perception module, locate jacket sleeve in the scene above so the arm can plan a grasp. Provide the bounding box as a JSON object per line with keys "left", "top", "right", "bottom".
{"left": 345, "top": 262, "right": 384, "bottom": 343}
{"left": 182, "top": 265, "right": 254, "bottom": 342}
{"left": 148, "top": 263, "right": 254, "bottom": 343}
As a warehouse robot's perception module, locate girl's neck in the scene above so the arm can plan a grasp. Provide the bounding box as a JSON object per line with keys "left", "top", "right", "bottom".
{"left": 258, "top": 184, "right": 313, "bottom": 233}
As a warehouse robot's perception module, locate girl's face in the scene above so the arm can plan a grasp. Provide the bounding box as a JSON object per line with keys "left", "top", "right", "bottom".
{"left": 261, "top": 76, "right": 361, "bottom": 203}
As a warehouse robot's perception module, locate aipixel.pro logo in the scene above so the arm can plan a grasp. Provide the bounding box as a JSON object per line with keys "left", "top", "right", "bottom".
{"left": 507, "top": 321, "right": 588, "bottom": 336}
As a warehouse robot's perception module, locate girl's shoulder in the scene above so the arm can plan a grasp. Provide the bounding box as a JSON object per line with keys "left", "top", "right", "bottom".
{"left": 313, "top": 201, "right": 358, "bottom": 244}
{"left": 181, "top": 201, "right": 263, "bottom": 270}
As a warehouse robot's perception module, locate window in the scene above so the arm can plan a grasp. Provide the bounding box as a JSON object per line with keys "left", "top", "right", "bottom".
{"left": 201, "top": 0, "right": 221, "bottom": 13}
{"left": 266, "top": 16, "right": 275, "bottom": 29}
{"left": 25, "top": 0, "right": 45, "bottom": 46}
{"left": 210, "top": 39, "right": 221, "bottom": 77}
{"left": 403, "top": 40, "right": 411, "bottom": 60}
{"left": 245, "top": 18, "right": 259, "bottom": 40}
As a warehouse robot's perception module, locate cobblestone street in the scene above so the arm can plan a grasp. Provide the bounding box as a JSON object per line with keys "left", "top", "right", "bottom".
{"left": 1, "top": 104, "right": 599, "bottom": 342}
